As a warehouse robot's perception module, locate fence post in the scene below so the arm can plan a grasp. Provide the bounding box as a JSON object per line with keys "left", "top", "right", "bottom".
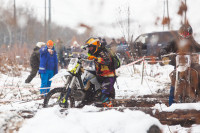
{"left": 141, "top": 57, "right": 145, "bottom": 85}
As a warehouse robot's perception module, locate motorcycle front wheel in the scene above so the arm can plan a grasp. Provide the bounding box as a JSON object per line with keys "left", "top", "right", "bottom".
{"left": 43, "top": 87, "right": 75, "bottom": 108}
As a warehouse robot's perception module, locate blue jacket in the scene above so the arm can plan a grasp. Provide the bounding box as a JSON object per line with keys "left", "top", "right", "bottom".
{"left": 39, "top": 46, "right": 58, "bottom": 75}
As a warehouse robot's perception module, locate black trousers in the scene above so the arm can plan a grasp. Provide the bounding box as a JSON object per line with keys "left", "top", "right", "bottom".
{"left": 25, "top": 68, "right": 38, "bottom": 83}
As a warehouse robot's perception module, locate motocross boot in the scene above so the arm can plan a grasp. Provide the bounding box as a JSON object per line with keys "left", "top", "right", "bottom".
{"left": 102, "top": 101, "right": 113, "bottom": 107}
{"left": 101, "top": 94, "right": 113, "bottom": 107}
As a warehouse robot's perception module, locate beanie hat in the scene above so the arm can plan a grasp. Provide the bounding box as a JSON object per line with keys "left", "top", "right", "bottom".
{"left": 47, "top": 40, "right": 54, "bottom": 47}
{"left": 36, "top": 42, "right": 46, "bottom": 48}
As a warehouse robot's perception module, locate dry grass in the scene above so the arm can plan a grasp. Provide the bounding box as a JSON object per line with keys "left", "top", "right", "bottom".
{"left": 162, "top": 17, "right": 170, "bottom": 25}
{"left": 0, "top": 44, "right": 30, "bottom": 77}
{"left": 177, "top": 1, "right": 187, "bottom": 16}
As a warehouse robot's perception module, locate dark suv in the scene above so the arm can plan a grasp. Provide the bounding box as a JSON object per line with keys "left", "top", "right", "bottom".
{"left": 130, "top": 31, "right": 178, "bottom": 60}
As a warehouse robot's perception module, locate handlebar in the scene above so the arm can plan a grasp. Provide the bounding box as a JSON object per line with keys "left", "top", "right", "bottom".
{"left": 64, "top": 57, "right": 93, "bottom": 62}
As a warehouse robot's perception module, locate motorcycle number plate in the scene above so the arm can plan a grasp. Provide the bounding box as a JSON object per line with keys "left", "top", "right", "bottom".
{"left": 68, "top": 58, "right": 78, "bottom": 71}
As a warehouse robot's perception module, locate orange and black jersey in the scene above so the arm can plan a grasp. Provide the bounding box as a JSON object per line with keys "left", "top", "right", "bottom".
{"left": 93, "top": 49, "right": 115, "bottom": 77}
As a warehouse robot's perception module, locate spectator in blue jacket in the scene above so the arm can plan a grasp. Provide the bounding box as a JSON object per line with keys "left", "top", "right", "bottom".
{"left": 39, "top": 40, "right": 58, "bottom": 96}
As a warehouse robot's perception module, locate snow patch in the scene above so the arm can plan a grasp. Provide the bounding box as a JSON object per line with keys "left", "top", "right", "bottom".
{"left": 153, "top": 103, "right": 200, "bottom": 112}
{"left": 19, "top": 107, "right": 163, "bottom": 133}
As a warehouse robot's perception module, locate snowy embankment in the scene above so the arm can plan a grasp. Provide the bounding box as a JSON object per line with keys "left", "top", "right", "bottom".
{"left": 1, "top": 63, "right": 200, "bottom": 133}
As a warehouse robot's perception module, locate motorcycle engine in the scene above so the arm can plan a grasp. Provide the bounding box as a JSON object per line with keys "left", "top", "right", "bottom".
{"left": 72, "top": 90, "right": 86, "bottom": 101}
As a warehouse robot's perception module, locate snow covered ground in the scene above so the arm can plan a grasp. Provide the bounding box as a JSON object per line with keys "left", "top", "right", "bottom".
{"left": 1, "top": 0, "right": 200, "bottom": 132}
{"left": 0, "top": 63, "right": 200, "bottom": 133}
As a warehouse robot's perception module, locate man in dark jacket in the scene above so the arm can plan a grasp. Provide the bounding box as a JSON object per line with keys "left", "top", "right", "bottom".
{"left": 55, "top": 38, "right": 66, "bottom": 68}
{"left": 160, "top": 24, "right": 200, "bottom": 106}
{"left": 25, "top": 42, "right": 45, "bottom": 83}
{"left": 39, "top": 40, "right": 58, "bottom": 95}
{"left": 109, "top": 38, "right": 117, "bottom": 53}
{"left": 85, "top": 37, "right": 116, "bottom": 107}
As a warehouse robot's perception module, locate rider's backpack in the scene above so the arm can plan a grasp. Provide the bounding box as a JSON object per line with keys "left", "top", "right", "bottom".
{"left": 105, "top": 48, "right": 121, "bottom": 71}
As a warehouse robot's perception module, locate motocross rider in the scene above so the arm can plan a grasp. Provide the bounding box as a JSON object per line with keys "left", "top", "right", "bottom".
{"left": 160, "top": 24, "right": 200, "bottom": 106}
{"left": 85, "top": 37, "right": 116, "bottom": 107}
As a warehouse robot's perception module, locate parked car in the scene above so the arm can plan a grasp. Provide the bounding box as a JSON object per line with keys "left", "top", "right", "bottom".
{"left": 130, "top": 31, "right": 178, "bottom": 63}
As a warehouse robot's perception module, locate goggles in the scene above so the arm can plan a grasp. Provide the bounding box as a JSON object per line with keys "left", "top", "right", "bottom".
{"left": 179, "top": 31, "right": 192, "bottom": 39}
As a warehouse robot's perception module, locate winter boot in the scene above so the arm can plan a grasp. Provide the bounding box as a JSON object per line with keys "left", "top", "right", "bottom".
{"left": 25, "top": 79, "right": 30, "bottom": 83}
{"left": 169, "top": 86, "right": 175, "bottom": 106}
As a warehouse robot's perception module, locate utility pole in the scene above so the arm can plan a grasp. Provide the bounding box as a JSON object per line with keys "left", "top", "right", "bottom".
{"left": 13, "top": 0, "right": 16, "bottom": 45}
{"left": 185, "top": 0, "right": 187, "bottom": 24}
{"left": 162, "top": 0, "right": 165, "bottom": 30}
{"left": 166, "top": 0, "right": 170, "bottom": 29}
{"left": 14, "top": 0, "right": 16, "bottom": 25}
{"left": 127, "top": 6, "right": 130, "bottom": 43}
{"left": 44, "top": 0, "right": 47, "bottom": 42}
{"left": 162, "top": 0, "right": 170, "bottom": 30}
{"left": 48, "top": 0, "right": 51, "bottom": 40}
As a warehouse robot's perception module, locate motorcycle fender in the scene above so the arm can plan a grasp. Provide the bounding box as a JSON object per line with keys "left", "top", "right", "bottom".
{"left": 90, "top": 77, "right": 101, "bottom": 91}
{"left": 50, "top": 69, "right": 71, "bottom": 81}
{"left": 82, "top": 71, "right": 101, "bottom": 90}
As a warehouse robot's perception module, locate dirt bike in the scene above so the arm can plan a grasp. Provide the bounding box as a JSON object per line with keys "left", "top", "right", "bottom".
{"left": 162, "top": 52, "right": 199, "bottom": 103}
{"left": 43, "top": 57, "right": 102, "bottom": 108}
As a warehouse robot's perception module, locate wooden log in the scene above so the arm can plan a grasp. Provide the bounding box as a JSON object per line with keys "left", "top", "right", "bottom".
{"left": 136, "top": 94, "right": 169, "bottom": 99}
{"left": 154, "top": 109, "right": 200, "bottom": 127}
{"left": 95, "top": 98, "right": 168, "bottom": 108}
{"left": 97, "top": 107, "right": 200, "bottom": 127}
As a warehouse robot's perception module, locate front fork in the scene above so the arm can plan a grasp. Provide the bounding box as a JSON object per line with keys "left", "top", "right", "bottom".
{"left": 63, "top": 76, "right": 76, "bottom": 103}
{"left": 63, "top": 65, "right": 81, "bottom": 105}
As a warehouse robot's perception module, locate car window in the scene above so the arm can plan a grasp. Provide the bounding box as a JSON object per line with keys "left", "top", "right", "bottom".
{"left": 158, "top": 32, "right": 177, "bottom": 44}
{"left": 150, "top": 35, "right": 159, "bottom": 45}
{"left": 135, "top": 35, "right": 148, "bottom": 44}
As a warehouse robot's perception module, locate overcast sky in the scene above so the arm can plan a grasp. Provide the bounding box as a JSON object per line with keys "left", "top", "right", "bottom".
{"left": 2, "top": 0, "right": 200, "bottom": 41}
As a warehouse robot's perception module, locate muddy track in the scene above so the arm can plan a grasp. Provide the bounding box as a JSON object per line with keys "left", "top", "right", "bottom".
{"left": 68, "top": 93, "right": 200, "bottom": 127}
{"left": 2, "top": 93, "right": 199, "bottom": 132}
{"left": 93, "top": 93, "right": 200, "bottom": 127}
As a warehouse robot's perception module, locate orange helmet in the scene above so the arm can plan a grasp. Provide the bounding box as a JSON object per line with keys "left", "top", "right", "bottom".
{"left": 47, "top": 40, "right": 54, "bottom": 47}
{"left": 85, "top": 37, "right": 100, "bottom": 54}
